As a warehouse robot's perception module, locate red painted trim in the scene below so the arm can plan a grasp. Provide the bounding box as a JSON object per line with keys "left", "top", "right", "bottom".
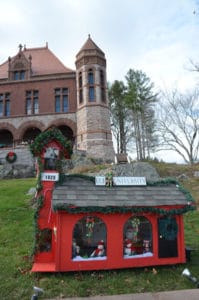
{"left": 32, "top": 211, "right": 187, "bottom": 272}
{"left": 31, "top": 166, "right": 187, "bottom": 272}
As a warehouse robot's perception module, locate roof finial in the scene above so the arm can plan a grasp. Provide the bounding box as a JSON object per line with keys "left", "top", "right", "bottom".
{"left": 18, "top": 44, "right": 23, "bottom": 52}
{"left": 88, "top": 34, "right": 91, "bottom": 39}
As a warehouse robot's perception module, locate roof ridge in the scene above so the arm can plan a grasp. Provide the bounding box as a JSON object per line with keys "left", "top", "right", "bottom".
{"left": 23, "top": 46, "right": 48, "bottom": 51}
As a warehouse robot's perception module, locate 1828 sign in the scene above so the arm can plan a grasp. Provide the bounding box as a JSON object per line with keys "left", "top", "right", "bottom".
{"left": 41, "top": 172, "right": 59, "bottom": 181}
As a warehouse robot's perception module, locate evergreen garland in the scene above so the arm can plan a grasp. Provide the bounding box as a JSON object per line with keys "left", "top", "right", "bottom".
{"left": 29, "top": 127, "right": 72, "bottom": 156}
{"left": 53, "top": 203, "right": 195, "bottom": 215}
{"left": 5, "top": 151, "right": 17, "bottom": 163}
{"left": 30, "top": 128, "right": 72, "bottom": 255}
{"left": 32, "top": 195, "right": 44, "bottom": 255}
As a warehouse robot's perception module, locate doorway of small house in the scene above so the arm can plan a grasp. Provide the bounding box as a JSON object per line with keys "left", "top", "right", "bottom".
{"left": 158, "top": 217, "right": 178, "bottom": 258}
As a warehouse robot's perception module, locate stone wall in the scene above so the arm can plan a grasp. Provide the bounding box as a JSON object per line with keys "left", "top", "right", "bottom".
{"left": 0, "top": 146, "right": 35, "bottom": 178}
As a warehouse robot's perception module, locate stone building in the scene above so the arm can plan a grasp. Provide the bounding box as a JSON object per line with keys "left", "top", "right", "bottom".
{"left": 0, "top": 36, "right": 115, "bottom": 165}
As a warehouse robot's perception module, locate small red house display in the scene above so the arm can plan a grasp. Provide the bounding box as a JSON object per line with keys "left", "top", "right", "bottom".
{"left": 31, "top": 132, "right": 195, "bottom": 273}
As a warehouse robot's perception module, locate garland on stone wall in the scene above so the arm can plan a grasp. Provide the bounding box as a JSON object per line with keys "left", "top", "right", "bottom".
{"left": 29, "top": 127, "right": 72, "bottom": 157}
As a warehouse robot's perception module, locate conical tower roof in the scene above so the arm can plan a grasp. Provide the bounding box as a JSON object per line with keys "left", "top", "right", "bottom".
{"left": 76, "top": 34, "right": 105, "bottom": 57}
{"left": 76, "top": 35, "right": 106, "bottom": 68}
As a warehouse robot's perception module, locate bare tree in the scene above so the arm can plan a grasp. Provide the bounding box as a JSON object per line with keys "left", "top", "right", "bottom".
{"left": 156, "top": 89, "right": 199, "bottom": 164}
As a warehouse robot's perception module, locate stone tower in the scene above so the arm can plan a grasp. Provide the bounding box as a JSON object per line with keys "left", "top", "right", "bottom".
{"left": 75, "top": 35, "right": 115, "bottom": 161}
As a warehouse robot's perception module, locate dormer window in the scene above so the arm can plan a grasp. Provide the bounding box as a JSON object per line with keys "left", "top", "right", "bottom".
{"left": 8, "top": 46, "right": 32, "bottom": 81}
{"left": 14, "top": 70, "right": 25, "bottom": 80}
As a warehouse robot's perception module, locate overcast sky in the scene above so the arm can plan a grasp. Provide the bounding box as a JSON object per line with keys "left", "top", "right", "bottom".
{"left": 1, "top": 0, "right": 199, "bottom": 162}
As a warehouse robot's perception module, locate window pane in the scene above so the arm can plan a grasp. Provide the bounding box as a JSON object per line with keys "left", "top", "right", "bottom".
{"left": 55, "top": 88, "right": 61, "bottom": 95}
{"left": 0, "top": 101, "right": 3, "bottom": 116}
{"left": 26, "top": 91, "right": 32, "bottom": 97}
{"left": 89, "top": 87, "right": 95, "bottom": 101}
{"left": 62, "top": 88, "right": 68, "bottom": 95}
{"left": 55, "top": 96, "right": 61, "bottom": 112}
{"left": 14, "top": 71, "right": 19, "bottom": 80}
{"left": 88, "top": 70, "right": 94, "bottom": 85}
{"left": 34, "top": 99, "right": 39, "bottom": 114}
{"left": 26, "top": 99, "right": 31, "bottom": 115}
{"left": 72, "top": 216, "right": 107, "bottom": 260}
{"left": 101, "top": 88, "right": 106, "bottom": 102}
{"left": 5, "top": 100, "right": 10, "bottom": 116}
{"left": 20, "top": 71, "right": 25, "bottom": 80}
{"left": 79, "top": 89, "right": 83, "bottom": 104}
{"left": 63, "top": 95, "right": 68, "bottom": 112}
{"left": 5, "top": 93, "right": 10, "bottom": 99}
{"left": 33, "top": 90, "right": 38, "bottom": 97}
{"left": 37, "top": 228, "right": 52, "bottom": 252}
{"left": 79, "top": 73, "right": 82, "bottom": 87}
{"left": 100, "top": 70, "right": 104, "bottom": 85}
{"left": 124, "top": 216, "right": 153, "bottom": 258}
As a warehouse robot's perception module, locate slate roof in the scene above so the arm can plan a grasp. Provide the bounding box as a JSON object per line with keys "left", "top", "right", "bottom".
{"left": 0, "top": 46, "right": 74, "bottom": 79}
{"left": 52, "top": 176, "right": 191, "bottom": 210}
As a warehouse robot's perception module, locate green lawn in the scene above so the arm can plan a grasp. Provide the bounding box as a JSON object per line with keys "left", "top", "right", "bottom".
{"left": 0, "top": 178, "right": 199, "bottom": 300}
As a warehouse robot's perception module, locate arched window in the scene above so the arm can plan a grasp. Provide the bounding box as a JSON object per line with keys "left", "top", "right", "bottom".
{"left": 123, "top": 216, "right": 153, "bottom": 258}
{"left": 72, "top": 216, "right": 107, "bottom": 260}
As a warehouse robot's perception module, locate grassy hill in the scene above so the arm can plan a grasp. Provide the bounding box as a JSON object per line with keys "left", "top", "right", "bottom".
{"left": 0, "top": 162, "right": 199, "bottom": 300}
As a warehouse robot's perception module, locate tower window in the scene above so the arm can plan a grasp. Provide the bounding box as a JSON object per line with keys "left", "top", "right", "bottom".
{"left": 0, "top": 99, "right": 3, "bottom": 117}
{"left": 79, "top": 72, "right": 83, "bottom": 104}
{"left": 100, "top": 70, "right": 106, "bottom": 103}
{"left": 88, "top": 69, "right": 95, "bottom": 102}
{"left": 88, "top": 69, "right": 94, "bottom": 85}
{"left": 89, "top": 87, "right": 95, "bottom": 101}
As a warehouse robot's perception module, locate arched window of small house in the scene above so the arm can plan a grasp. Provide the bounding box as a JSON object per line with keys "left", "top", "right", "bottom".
{"left": 123, "top": 216, "right": 153, "bottom": 258}
{"left": 72, "top": 216, "right": 107, "bottom": 260}
{"left": 37, "top": 228, "right": 52, "bottom": 253}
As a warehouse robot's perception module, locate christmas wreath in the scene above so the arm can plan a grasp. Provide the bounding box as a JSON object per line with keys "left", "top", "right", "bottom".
{"left": 6, "top": 151, "right": 17, "bottom": 163}
{"left": 159, "top": 217, "right": 178, "bottom": 240}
